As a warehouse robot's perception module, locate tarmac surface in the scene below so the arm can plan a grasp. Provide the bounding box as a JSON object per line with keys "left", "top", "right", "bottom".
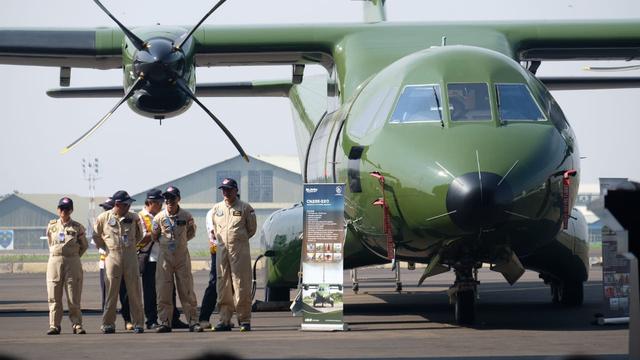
{"left": 0, "top": 266, "right": 628, "bottom": 360}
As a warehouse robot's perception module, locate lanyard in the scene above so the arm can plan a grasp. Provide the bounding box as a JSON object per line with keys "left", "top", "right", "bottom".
{"left": 164, "top": 210, "right": 179, "bottom": 252}
{"left": 164, "top": 209, "right": 177, "bottom": 239}
{"left": 105, "top": 213, "right": 129, "bottom": 247}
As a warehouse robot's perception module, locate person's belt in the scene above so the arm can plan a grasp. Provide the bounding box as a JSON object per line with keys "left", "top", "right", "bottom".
{"left": 49, "top": 251, "right": 80, "bottom": 257}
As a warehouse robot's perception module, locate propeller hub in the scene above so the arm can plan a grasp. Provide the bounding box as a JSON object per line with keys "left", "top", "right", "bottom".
{"left": 133, "top": 38, "right": 185, "bottom": 84}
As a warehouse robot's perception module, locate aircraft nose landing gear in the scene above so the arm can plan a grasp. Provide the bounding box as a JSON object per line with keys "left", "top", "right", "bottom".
{"left": 448, "top": 267, "right": 480, "bottom": 325}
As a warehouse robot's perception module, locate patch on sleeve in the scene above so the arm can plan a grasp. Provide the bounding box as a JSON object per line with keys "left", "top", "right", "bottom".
{"left": 152, "top": 219, "right": 160, "bottom": 233}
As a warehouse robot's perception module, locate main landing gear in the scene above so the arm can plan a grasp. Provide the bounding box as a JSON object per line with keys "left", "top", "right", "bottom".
{"left": 550, "top": 280, "right": 584, "bottom": 306}
{"left": 448, "top": 267, "right": 479, "bottom": 325}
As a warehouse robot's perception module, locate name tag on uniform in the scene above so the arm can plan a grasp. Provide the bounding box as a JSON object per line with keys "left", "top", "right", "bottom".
{"left": 176, "top": 220, "right": 187, "bottom": 226}
{"left": 122, "top": 218, "right": 133, "bottom": 224}
{"left": 66, "top": 229, "right": 75, "bottom": 235}
{"left": 233, "top": 211, "right": 242, "bottom": 216}
{"left": 58, "top": 232, "right": 65, "bottom": 243}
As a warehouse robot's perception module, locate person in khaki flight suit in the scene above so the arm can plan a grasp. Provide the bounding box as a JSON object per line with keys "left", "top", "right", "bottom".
{"left": 212, "top": 178, "right": 257, "bottom": 332}
{"left": 136, "top": 189, "right": 189, "bottom": 330}
{"left": 45, "top": 197, "right": 88, "bottom": 335}
{"left": 151, "top": 186, "right": 201, "bottom": 333}
{"left": 97, "top": 197, "right": 134, "bottom": 330}
{"left": 97, "top": 198, "right": 114, "bottom": 310}
{"left": 93, "top": 190, "right": 145, "bottom": 334}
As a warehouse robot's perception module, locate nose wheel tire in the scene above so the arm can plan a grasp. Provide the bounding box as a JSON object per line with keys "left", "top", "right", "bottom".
{"left": 551, "top": 283, "right": 560, "bottom": 304}
{"left": 455, "top": 289, "right": 476, "bottom": 325}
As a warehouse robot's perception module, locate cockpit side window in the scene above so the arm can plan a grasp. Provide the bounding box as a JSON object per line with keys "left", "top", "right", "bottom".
{"left": 389, "top": 85, "right": 443, "bottom": 123}
{"left": 447, "top": 83, "right": 491, "bottom": 121}
{"left": 496, "top": 84, "right": 546, "bottom": 122}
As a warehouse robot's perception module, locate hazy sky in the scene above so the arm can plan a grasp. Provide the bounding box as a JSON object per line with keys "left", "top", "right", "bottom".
{"left": 1, "top": 0, "right": 639, "bottom": 197}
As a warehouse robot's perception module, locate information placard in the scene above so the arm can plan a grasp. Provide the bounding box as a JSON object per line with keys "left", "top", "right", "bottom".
{"left": 301, "top": 183, "right": 347, "bottom": 331}
{"left": 602, "top": 227, "right": 631, "bottom": 317}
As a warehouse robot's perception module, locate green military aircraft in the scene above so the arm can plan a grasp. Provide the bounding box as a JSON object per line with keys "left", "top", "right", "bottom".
{"left": 2, "top": 0, "right": 640, "bottom": 324}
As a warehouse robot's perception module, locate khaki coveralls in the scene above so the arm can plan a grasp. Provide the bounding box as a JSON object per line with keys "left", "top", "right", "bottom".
{"left": 152, "top": 208, "right": 198, "bottom": 326}
{"left": 46, "top": 219, "right": 88, "bottom": 329}
{"left": 93, "top": 209, "right": 145, "bottom": 328}
{"left": 212, "top": 199, "right": 257, "bottom": 325}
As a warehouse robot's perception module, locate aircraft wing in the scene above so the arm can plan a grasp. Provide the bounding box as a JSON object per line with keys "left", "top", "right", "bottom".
{"left": 1, "top": 20, "right": 639, "bottom": 69}
{"left": 0, "top": 28, "right": 121, "bottom": 69}
{"left": 498, "top": 20, "right": 640, "bottom": 61}
{"left": 539, "top": 77, "right": 640, "bottom": 90}
{"left": 192, "top": 20, "right": 640, "bottom": 65}
{"left": 0, "top": 25, "right": 350, "bottom": 70}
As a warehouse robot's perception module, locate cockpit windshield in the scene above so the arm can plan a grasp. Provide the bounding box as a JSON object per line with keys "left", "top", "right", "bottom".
{"left": 389, "top": 85, "right": 443, "bottom": 123}
{"left": 447, "top": 83, "right": 491, "bottom": 121}
{"left": 496, "top": 84, "right": 546, "bottom": 121}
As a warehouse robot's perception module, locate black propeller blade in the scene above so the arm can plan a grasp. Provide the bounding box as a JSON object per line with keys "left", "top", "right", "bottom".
{"left": 93, "top": 0, "right": 146, "bottom": 51}
{"left": 60, "top": 76, "right": 144, "bottom": 154}
{"left": 81, "top": 0, "right": 246, "bottom": 160}
{"left": 175, "top": 0, "right": 227, "bottom": 50}
{"left": 176, "top": 79, "right": 249, "bottom": 162}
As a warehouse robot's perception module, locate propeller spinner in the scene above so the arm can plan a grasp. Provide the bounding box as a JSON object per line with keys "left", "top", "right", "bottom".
{"left": 62, "top": 0, "right": 248, "bottom": 162}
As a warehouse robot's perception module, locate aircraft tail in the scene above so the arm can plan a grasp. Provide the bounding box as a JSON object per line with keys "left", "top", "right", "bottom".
{"left": 358, "top": 0, "right": 386, "bottom": 22}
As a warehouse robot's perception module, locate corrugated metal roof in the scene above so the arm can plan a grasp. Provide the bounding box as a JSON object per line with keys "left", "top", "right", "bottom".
{"left": 130, "top": 154, "right": 302, "bottom": 203}
{"left": 254, "top": 155, "right": 300, "bottom": 174}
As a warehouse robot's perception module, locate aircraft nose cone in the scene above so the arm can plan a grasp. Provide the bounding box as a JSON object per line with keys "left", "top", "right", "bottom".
{"left": 445, "top": 172, "right": 513, "bottom": 231}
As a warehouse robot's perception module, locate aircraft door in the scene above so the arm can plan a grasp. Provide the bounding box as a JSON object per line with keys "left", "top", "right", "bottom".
{"left": 305, "top": 107, "right": 348, "bottom": 183}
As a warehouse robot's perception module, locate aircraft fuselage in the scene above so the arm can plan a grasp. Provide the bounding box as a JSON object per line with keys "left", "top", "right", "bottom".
{"left": 264, "top": 45, "right": 587, "bottom": 305}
